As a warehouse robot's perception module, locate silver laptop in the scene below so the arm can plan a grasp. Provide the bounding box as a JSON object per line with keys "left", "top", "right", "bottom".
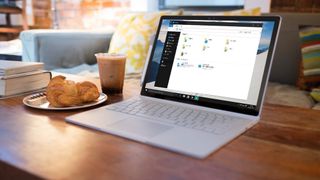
{"left": 66, "top": 16, "right": 281, "bottom": 159}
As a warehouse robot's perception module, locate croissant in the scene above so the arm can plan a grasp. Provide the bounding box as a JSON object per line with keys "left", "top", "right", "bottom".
{"left": 46, "top": 75, "right": 100, "bottom": 107}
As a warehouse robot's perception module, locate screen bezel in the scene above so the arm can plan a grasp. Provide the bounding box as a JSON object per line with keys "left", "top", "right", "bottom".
{"left": 140, "top": 15, "right": 281, "bottom": 116}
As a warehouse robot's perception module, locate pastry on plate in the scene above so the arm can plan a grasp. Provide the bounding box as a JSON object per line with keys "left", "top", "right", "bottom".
{"left": 46, "top": 75, "right": 100, "bottom": 107}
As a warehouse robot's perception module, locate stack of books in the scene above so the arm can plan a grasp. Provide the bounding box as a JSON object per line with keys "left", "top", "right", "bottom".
{"left": 0, "top": 60, "right": 51, "bottom": 97}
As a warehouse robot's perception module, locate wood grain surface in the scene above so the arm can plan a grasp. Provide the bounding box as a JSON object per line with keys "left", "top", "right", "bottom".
{"left": 0, "top": 75, "right": 319, "bottom": 179}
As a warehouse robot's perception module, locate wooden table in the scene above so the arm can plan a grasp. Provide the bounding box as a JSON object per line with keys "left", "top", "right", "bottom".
{"left": 0, "top": 75, "right": 319, "bottom": 179}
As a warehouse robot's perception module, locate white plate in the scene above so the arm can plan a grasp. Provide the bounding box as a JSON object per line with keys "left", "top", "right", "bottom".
{"left": 23, "top": 92, "right": 107, "bottom": 110}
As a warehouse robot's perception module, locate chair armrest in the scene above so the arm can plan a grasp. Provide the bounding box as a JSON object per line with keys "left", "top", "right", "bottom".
{"left": 20, "top": 29, "right": 113, "bottom": 70}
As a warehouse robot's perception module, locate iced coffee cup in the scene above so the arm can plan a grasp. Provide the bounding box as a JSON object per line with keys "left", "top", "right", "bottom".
{"left": 95, "top": 53, "right": 126, "bottom": 94}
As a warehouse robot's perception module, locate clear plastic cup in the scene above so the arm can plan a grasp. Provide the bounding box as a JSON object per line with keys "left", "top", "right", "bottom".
{"left": 95, "top": 53, "right": 126, "bottom": 94}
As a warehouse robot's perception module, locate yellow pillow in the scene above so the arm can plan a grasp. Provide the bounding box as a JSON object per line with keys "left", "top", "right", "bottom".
{"left": 108, "top": 11, "right": 182, "bottom": 74}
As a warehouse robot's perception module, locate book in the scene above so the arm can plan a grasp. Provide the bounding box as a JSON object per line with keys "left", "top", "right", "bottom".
{"left": 0, "top": 71, "right": 51, "bottom": 97}
{"left": 0, "top": 60, "right": 44, "bottom": 76}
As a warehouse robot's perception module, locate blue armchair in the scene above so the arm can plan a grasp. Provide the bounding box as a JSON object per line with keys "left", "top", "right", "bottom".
{"left": 20, "top": 29, "right": 112, "bottom": 71}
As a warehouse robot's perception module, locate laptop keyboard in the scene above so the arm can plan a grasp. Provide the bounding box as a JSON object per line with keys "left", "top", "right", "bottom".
{"left": 106, "top": 98, "right": 244, "bottom": 135}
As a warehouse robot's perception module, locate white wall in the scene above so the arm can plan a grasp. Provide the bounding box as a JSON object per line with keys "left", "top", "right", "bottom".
{"left": 130, "top": 0, "right": 158, "bottom": 12}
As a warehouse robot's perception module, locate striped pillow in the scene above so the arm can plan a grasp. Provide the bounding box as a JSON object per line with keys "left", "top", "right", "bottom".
{"left": 297, "top": 26, "right": 320, "bottom": 90}
{"left": 299, "top": 26, "right": 320, "bottom": 76}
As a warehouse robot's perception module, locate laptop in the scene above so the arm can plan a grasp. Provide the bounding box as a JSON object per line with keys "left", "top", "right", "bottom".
{"left": 66, "top": 16, "right": 281, "bottom": 159}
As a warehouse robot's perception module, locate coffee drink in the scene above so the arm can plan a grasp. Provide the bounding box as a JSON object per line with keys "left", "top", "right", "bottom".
{"left": 95, "top": 53, "right": 126, "bottom": 94}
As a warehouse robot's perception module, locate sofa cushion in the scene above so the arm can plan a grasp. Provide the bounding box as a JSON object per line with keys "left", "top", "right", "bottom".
{"left": 313, "top": 103, "right": 320, "bottom": 110}
{"left": 54, "top": 63, "right": 99, "bottom": 78}
{"left": 265, "top": 82, "right": 315, "bottom": 109}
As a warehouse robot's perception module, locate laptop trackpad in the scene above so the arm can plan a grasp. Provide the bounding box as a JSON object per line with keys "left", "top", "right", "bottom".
{"left": 109, "top": 118, "right": 173, "bottom": 139}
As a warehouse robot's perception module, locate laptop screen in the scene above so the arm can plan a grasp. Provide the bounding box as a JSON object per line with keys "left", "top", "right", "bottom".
{"left": 141, "top": 16, "right": 280, "bottom": 116}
